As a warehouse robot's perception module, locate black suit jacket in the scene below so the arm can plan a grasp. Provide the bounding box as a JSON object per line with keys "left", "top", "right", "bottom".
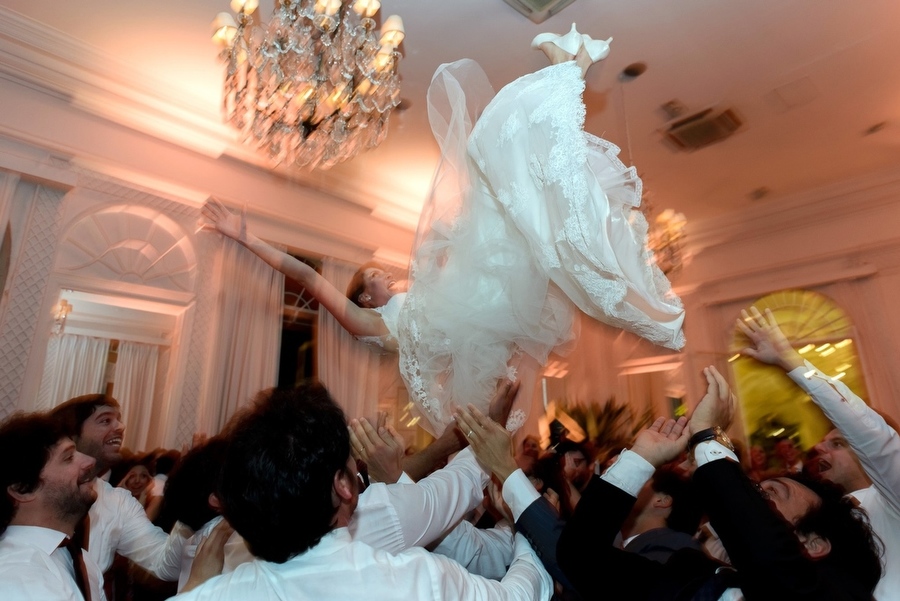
{"left": 557, "top": 458, "right": 873, "bottom": 601}
{"left": 515, "top": 495, "right": 578, "bottom": 595}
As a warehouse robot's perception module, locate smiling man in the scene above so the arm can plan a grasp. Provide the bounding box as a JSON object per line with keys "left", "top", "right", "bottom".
{"left": 50, "top": 394, "right": 189, "bottom": 586}
{"left": 0, "top": 412, "right": 104, "bottom": 600}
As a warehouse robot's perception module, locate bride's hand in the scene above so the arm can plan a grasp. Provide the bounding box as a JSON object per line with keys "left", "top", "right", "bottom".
{"left": 199, "top": 198, "right": 247, "bottom": 243}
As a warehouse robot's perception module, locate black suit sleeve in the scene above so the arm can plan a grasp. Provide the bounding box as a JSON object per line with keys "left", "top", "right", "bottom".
{"left": 694, "top": 459, "right": 866, "bottom": 600}
{"left": 557, "top": 474, "right": 678, "bottom": 599}
{"left": 515, "top": 496, "right": 577, "bottom": 593}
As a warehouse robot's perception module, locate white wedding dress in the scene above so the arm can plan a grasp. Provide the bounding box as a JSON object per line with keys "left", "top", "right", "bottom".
{"left": 377, "top": 59, "right": 685, "bottom": 435}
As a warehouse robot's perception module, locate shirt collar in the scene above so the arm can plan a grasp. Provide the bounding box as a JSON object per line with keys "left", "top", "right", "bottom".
{"left": 2, "top": 525, "right": 69, "bottom": 554}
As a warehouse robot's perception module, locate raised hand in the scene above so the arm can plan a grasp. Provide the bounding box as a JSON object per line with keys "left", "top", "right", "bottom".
{"left": 455, "top": 404, "right": 519, "bottom": 483}
{"left": 736, "top": 307, "right": 804, "bottom": 372}
{"left": 349, "top": 417, "right": 406, "bottom": 484}
{"left": 488, "top": 380, "right": 520, "bottom": 427}
{"left": 200, "top": 198, "right": 247, "bottom": 243}
{"left": 182, "top": 518, "right": 235, "bottom": 592}
{"left": 630, "top": 416, "right": 690, "bottom": 468}
{"left": 688, "top": 366, "right": 735, "bottom": 435}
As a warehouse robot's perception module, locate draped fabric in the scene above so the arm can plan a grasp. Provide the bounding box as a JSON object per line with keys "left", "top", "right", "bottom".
{"left": 203, "top": 237, "right": 284, "bottom": 435}
{"left": 317, "top": 257, "right": 382, "bottom": 421}
{"left": 396, "top": 60, "right": 684, "bottom": 435}
{"left": 114, "top": 341, "right": 159, "bottom": 452}
{"left": 36, "top": 333, "right": 110, "bottom": 411}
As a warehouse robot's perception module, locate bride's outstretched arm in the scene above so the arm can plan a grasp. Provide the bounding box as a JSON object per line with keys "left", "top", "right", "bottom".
{"left": 201, "top": 199, "right": 388, "bottom": 338}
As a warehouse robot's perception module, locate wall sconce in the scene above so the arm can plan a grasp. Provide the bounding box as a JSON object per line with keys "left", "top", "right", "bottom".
{"left": 52, "top": 299, "right": 72, "bottom": 335}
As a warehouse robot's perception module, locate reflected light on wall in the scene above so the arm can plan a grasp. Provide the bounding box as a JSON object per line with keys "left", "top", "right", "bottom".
{"left": 798, "top": 344, "right": 815, "bottom": 354}
{"left": 819, "top": 347, "right": 836, "bottom": 357}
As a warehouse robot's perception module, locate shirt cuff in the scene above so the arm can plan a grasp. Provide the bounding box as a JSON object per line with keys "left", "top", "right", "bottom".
{"left": 693, "top": 440, "right": 739, "bottom": 466}
{"left": 502, "top": 468, "right": 541, "bottom": 522}
{"left": 600, "top": 449, "right": 655, "bottom": 497}
{"left": 787, "top": 360, "right": 839, "bottom": 393}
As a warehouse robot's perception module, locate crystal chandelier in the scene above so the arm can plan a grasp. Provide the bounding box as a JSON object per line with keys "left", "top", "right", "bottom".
{"left": 212, "top": 0, "right": 405, "bottom": 169}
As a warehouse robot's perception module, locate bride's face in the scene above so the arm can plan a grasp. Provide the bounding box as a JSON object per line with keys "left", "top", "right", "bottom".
{"left": 361, "top": 268, "right": 397, "bottom": 308}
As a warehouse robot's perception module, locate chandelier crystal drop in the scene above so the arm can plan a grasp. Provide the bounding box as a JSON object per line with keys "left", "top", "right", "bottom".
{"left": 213, "top": 0, "right": 404, "bottom": 170}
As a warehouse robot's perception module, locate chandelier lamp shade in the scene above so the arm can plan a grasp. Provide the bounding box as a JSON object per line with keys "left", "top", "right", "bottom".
{"left": 212, "top": 0, "right": 405, "bottom": 169}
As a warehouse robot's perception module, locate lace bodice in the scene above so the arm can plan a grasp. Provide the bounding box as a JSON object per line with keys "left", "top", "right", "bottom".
{"left": 355, "top": 293, "right": 405, "bottom": 353}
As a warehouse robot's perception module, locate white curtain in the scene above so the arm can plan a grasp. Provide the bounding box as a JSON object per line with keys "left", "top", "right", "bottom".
{"left": 36, "top": 333, "right": 110, "bottom": 411}
{"left": 115, "top": 341, "right": 159, "bottom": 452}
{"left": 317, "top": 257, "right": 385, "bottom": 421}
{"left": 203, "top": 238, "right": 284, "bottom": 435}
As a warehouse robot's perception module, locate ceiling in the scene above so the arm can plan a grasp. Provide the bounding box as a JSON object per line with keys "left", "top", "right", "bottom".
{"left": 3, "top": 0, "right": 900, "bottom": 239}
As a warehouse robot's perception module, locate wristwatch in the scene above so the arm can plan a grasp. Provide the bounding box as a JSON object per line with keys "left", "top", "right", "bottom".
{"left": 688, "top": 426, "right": 734, "bottom": 455}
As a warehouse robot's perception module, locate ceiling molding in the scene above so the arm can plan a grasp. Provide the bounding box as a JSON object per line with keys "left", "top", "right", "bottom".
{"left": 686, "top": 167, "right": 900, "bottom": 253}
{"left": 0, "top": 7, "right": 232, "bottom": 157}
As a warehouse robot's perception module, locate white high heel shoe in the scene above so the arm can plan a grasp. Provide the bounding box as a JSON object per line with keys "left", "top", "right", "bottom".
{"left": 531, "top": 23, "right": 613, "bottom": 63}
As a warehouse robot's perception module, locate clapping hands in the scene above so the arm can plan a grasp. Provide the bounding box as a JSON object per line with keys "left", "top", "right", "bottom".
{"left": 630, "top": 366, "right": 734, "bottom": 467}
{"left": 688, "top": 366, "right": 735, "bottom": 435}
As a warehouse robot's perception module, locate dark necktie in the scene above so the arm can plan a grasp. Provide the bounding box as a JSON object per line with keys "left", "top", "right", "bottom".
{"left": 66, "top": 514, "right": 93, "bottom": 601}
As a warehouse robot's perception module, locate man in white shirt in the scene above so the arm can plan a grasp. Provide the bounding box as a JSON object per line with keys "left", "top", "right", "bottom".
{"left": 0, "top": 412, "right": 105, "bottom": 601}
{"left": 172, "top": 382, "right": 551, "bottom": 600}
{"left": 176, "top": 383, "right": 519, "bottom": 590}
{"left": 738, "top": 306, "right": 900, "bottom": 600}
{"left": 50, "top": 395, "right": 189, "bottom": 582}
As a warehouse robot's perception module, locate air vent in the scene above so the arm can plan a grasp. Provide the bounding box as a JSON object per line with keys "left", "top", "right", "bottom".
{"left": 503, "top": 0, "right": 576, "bottom": 23}
{"left": 661, "top": 106, "right": 743, "bottom": 151}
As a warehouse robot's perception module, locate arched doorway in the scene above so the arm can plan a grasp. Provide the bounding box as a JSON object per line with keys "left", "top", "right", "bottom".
{"left": 729, "top": 289, "right": 869, "bottom": 450}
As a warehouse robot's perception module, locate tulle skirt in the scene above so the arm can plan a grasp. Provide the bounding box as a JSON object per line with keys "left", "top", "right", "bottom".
{"left": 396, "top": 60, "right": 685, "bottom": 435}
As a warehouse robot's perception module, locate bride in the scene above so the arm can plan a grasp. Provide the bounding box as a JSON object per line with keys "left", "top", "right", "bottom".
{"left": 202, "top": 24, "right": 685, "bottom": 435}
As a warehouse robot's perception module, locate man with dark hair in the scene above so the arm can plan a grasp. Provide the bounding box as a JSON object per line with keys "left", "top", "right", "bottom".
{"left": 0, "top": 412, "right": 104, "bottom": 600}
{"left": 172, "top": 383, "right": 551, "bottom": 600}
{"left": 49, "top": 394, "right": 189, "bottom": 584}
{"left": 51, "top": 395, "right": 124, "bottom": 477}
{"left": 618, "top": 465, "right": 703, "bottom": 563}
{"left": 555, "top": 367, "right": 882, "bottom": 600}
{"left": 739, "top": 307, "right": 898, "bottom": 599}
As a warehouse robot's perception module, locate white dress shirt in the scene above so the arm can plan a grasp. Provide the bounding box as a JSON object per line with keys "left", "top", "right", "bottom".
{"left": 349, "top": 446, "right": 488, "bottom": 552}
{"left": 178, "top": 446, "right": 489, "bottom": 589}
{"left": 789, "top": 361, "right": 900, "bottom": 601}
{"left": 89, "top": 477, "right": 188, "bottom": 580}
{"left": 0, "top": 525, "right": 106, "bottom": 601}
{"left": 150, "top": 474, "right": 167, "bottom": 498}
{"left": 430, "top": 519, "right": 516, "bottom": 580}
{"left": 172, "top": 527, "right": 551, "bottom": 601}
